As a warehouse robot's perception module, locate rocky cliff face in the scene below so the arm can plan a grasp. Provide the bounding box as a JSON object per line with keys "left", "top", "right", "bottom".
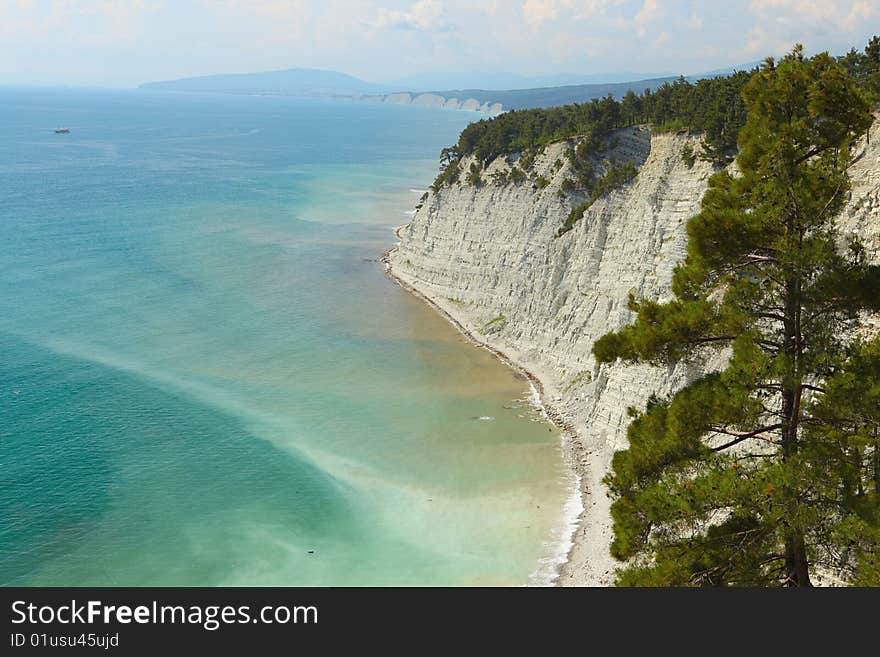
{"left": 387, "top": 125, "right": 880, "bottom": 585}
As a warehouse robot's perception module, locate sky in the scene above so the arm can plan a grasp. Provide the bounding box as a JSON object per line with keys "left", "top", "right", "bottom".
{"left": 1, "top": 0, "right": 878, "bottom": 88}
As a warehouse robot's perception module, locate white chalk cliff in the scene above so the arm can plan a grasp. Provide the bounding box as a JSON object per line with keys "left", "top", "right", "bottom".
{"left": 386, "top": 124, "right": 880, "bottom": 586}
{"left": 364, "top": 92, "right": 504, "bottom": 115}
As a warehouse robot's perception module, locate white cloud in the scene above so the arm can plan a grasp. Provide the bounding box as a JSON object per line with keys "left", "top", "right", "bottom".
{"left": 372, "top": 0, "right": 451, "bottom": 32}
{"left": 196, "top": 0, "right": 314, "bottom": 44}
{"left": 653, "top": 30, "right": 670, "bottom": 47}
{"left": 0, "top": 0, "right": 164, "bottom": 43}
{"left": 523, "top": 0, "right": 561, "bottom": 26}
{"left": 633, "top": 0, "right": 662, "bottom": 38}
{"left": 744, "top": 0, "right": 880, "bottom": 56}
{"left": 199, "top": 0, "right": 304, "bottom": 16}
{"left": 748, "top": 0, "right": 879, "bottom": 30}
{"left": 522, "top": 0, "right": 623, "bottom": 27}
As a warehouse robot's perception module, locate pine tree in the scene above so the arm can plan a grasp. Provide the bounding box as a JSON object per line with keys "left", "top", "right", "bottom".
{"left": 593, "top": 46, "right": 880, "bottom": 586}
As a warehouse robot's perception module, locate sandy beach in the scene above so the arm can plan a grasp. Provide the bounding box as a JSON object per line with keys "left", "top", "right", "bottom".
{"left": 383, "top": 242, "right": 611, "bottom": 587}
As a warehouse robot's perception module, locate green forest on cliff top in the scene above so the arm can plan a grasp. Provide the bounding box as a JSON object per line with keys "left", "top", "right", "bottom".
{"left": 432, "top": 37, "right": 880, "bottom": 192}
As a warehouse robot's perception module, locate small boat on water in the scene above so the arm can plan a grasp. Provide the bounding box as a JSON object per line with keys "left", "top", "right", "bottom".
{"left": 54, "top": 128, "right": 70, "bottom": 134}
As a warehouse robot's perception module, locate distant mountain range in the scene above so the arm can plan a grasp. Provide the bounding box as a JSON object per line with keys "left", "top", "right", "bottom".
{"left": 139, "top": 68, "right": 393, "bottom": 96}
{"left": 139, "top": 63, "right": 760, "bottom": 114}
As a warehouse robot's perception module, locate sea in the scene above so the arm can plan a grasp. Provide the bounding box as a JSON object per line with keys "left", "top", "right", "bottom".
{"left": 0, "top": 87, "right": 573, "bottom": 586}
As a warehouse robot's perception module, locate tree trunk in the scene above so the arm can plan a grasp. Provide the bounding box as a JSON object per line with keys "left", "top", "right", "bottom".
{"left": 781, "top": 275, "right": 811, "bottom": 586}
{"left": 784, "top": 533, "right": 812, "bottom": 586}
{"left": 780, "top": 379, "right": 812, "bottom": 586}
{"left": 873, "top": 431, "right": 879, "bottom": 496}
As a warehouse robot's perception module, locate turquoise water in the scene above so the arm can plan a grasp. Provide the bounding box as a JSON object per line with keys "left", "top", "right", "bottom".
{"left": 0, "top": 88, "right": 570, "bottom": 586}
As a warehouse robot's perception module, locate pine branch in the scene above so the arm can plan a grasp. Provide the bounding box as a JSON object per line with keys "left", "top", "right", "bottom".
{"left": 708, "top": 424, "right": 784, "bottom": 451}
{"left": 753, "top": 311, "right": 788, "bottom": 322}
{"left": 692, "top": 335, "right": 736, "bottom": 344}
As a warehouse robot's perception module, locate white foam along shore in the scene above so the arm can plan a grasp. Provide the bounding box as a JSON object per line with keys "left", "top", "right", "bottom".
{"left": 528, "top": 429, "right": 585, "bottom": 586}
{"left": 382, "top": 247, "right": 588, "bottom": 587}
{"left": 521, "top": 379, "right": 586, "bottom": 586}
